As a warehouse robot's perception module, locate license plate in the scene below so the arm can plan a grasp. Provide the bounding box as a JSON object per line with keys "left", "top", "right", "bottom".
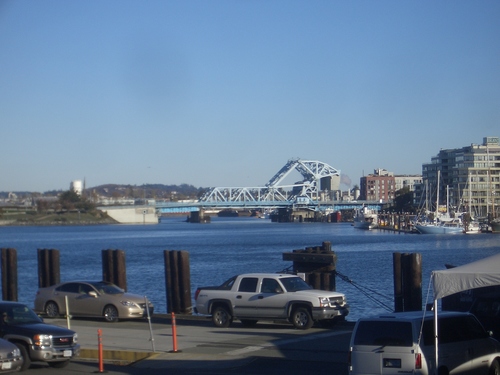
{"left": 1, "top": 362, "right": 12, "bottom": 370}
{"left": 383, "top": 358, "right": 401, "bottom": 368}
{"left": 63, "top": 350, "right": 72, "bottom": 357}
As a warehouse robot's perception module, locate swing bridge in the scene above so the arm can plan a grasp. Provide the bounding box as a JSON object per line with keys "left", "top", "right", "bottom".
{"left": 155, "top": 159, "right": 384, "bottom": 214}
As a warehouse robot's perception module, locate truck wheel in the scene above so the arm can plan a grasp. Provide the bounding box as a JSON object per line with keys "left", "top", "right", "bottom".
{"left": 15, "top": 343, "right": 31, "bottom": 371}
{"left": 291, "top": 307, "right": 313, "bottom": 330}
{"left": 103, "top": 305, "right": 119, "bottom": 322}
{"left": 48, "top": 360, "right": 70, "bottom": 368}
{"left": 45, "top": 301, "right": 60, "bottom": 318}
{"left": 212, "top": 306, "right": 232, "bottom": 328}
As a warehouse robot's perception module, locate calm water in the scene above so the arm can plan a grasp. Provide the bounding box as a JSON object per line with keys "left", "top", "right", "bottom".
{"left": 1, "top": 217, "right": 499, "bottom": 321}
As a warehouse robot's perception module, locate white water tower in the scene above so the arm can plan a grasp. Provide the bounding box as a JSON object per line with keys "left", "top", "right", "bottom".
{"left": 70, "top": 180, "right": 83, "bottom": 195}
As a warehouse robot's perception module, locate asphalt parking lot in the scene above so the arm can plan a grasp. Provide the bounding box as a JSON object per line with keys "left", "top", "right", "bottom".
{"left": 25, "top": 315, "right": 354, "bottom": 375}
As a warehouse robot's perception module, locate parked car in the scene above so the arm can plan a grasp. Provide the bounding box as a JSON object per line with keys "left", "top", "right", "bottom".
{"left": 0, "top": 301, "right": 79, "bottom": 371}
{"left": 349, "top": 311, "right": 500, "bottom": 375}
{"left": 0, "top": 338, "right": 22, "bottom": 373}
{"left": 34, "top": 281, "right": 154, "bottom": 322}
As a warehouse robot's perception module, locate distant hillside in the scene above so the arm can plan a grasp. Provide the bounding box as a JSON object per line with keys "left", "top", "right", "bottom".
{"left": 89, "top": 183, "right": 207, "bottom": 200}
{"left": 1, "top": 184, "right": 209, "bottom": 201}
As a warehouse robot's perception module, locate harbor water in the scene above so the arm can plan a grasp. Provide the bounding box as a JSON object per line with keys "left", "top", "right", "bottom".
{"left": 1, "top": 217, "right": 499, "bottom": 322}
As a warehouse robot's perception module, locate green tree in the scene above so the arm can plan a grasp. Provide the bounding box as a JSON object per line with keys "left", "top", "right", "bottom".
{"left": 58, "top": 190, "right": 95, "bottom": 211}
{"left": 391, "top": 187, "right": 415, "bottom": 213}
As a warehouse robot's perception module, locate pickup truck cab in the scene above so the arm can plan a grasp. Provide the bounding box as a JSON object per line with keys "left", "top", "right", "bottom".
{"left": 194, "top": 273, "right": 349, "bottom": 329}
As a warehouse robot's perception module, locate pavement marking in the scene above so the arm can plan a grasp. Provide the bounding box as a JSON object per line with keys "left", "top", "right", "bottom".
{"left": 225, "top": 330, "right": 351, "bottom": 356}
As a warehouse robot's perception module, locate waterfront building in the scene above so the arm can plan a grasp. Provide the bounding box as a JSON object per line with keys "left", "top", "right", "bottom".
{"left": 394, "top": 175, "right": 423, "bottom": 192}
{"left": 359, "top": 169, "right": 396, "bottom": 202}
{"left": 359, "top": 170, "right": 422, "bottom": 204}
{"left": 421, "top": 136, "right": 500, "bottom": 218}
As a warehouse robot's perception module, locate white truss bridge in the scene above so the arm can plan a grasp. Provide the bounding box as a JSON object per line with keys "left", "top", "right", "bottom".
{"left": 199, "top": 158, "right": 340, "bottom": 205}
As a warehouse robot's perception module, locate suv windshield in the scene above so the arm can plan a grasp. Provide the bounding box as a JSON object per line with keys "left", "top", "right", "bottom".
{"left": 279, "top": 277, "right": 312, "bottom": 292}
{"left": 2, "top": 304, "right": 43, "bottom": 325}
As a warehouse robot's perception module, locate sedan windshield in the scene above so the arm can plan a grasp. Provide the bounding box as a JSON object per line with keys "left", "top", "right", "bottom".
{"left": 89, "top": 282, "right": 124, "bottom": 295}
{"left": 279, "top": 277, "right": 312, "bottom": 292}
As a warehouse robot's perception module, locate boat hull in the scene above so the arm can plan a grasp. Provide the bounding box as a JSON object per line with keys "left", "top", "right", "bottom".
{"left": 353, "top": 220, "right": 377, "bottom": 230}
{"left": 415, "top": 224, "right": 463, "bottom": 234}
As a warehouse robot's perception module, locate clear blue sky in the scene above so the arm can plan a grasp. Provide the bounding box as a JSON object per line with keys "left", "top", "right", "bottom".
{"left": 1, "top": 0, "right": 499, "bottom": 192}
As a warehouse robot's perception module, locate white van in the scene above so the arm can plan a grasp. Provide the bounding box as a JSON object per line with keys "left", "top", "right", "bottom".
{"left": 349, "top": 311, "right": 500, "bottom": 375}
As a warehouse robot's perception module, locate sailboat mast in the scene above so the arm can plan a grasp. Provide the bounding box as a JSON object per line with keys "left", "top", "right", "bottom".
{"left": 436, "top": 170, "right": 440, "bottom": 217}
{"left": 469, "top": 174, "right": 472, "bottom": 216}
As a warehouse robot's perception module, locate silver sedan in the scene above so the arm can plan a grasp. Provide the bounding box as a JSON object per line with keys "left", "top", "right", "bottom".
{"left": 34, "top": 281, "right": 154, "bottom": 322}
{"left": 0, "top": 338, "right": 22, "bottom": 373}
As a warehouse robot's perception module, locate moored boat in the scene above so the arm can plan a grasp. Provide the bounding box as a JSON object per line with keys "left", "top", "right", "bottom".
{"left": 415, "top": 219, "right": 464, "bottom": 234}
{"left": 463, "top": 220, "right": 481, "bottom": 234}
{"left": 353, "top": 206, "right": 378, "bottom": 230}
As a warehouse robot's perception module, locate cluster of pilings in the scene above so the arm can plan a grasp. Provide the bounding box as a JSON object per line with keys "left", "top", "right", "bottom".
{"left": 1, "top": 247, "right": 191, "bottom": 315}
{"left": 282, "top": 241, "right": 337, "bottom": 291}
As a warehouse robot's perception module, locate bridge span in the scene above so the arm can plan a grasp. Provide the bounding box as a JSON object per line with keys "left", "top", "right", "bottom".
{"left": 155, "top": 200, "right": 386, "bottom": 214}
{"left": 156, "top": 158, "right": 387, "bottom": 214}
{"left": 103, "top": 159, "right": 390, "bottom": 221}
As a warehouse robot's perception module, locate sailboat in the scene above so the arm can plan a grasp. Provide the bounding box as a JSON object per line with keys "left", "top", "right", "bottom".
{"left": 415, "top": 171, "right": 464, "bottom": 234}
{"left": 462, "top": 174, "right": 481, "bottom": 234}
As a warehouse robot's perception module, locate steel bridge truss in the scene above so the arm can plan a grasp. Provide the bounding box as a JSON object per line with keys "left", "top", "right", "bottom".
{"left": 200, "top": 159, "right": 340, "bottom": 205}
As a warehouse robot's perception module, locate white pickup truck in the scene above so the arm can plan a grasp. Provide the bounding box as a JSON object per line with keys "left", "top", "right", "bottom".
{"left": 194, "top": 273, "right": 349, "bottom": 329}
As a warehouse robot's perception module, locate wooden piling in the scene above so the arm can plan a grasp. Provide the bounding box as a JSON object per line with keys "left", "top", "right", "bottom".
{"left": 393, "top": 252, "right": 422, "bottom": 312}
{"left": 37, "top": 248, "right": 60, "bottom": 288}
{"left": 410, "top": 253, "right": 422, "bottom": 310}
{"left": 282, "top": 241, "right": 337, "bottom": 291}
{"left": 164, "top": 250, "right": 192, "bottom": 314}
{"left": 164, "top": 251, "right": 173, "bottom": 314}
{"left": 178, "top": 251, "right": 192, "bottom": 314}
{"left": 1, "top": 248, "right": 18, "bottom": 301}
{"left": 393, "top": 252, "right": 403, "bottom": 312}
{"left": 101, "top": 249, "right": 127, "bottom": 291}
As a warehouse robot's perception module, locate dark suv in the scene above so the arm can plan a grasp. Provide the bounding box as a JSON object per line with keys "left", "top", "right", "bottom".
{"left": 0, "top": 301, "right": 80, "bottom": 371}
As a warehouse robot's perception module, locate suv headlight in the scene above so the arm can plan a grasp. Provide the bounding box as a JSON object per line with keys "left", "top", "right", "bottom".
{"left": 319, "top": 297, "right": 330, "bottom": 307}
{"left": 73, "top": 333, "right": 78, "bottom": 344}
{"left": 34, "top": 334, "right": 52, "bottom": 347}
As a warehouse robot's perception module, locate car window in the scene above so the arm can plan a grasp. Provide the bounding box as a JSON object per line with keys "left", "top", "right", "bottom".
{"left": 56, "top": 283, "right": 80, "bottom": 293}
{"left": 261, "top": 278, "right": 282, "bottom": 293}
{"left": 0, "top": 305, "right": 42, "bottom": 325}
{"left": 354, "top": 321, "right": 414, "bottom": 347}
{"left": 422, "top": 315, "right": 488, "bottom": 345}
{"left": 472, "top": 299, "right": 500, "bottom": 317}
{"left": 238, "top": 278, "right": 258, "bottom": 293}
{"left": 89, "top": 282, "right": 124, "bottom": 294}
{"left": 220, "top": 276, "right": 237, "bottom": 290}
{"left": 280, "top": 277, "right": 312, "bottom": 292}
{"left": 79, "top": 284, "right": 94, "bottom": 294}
